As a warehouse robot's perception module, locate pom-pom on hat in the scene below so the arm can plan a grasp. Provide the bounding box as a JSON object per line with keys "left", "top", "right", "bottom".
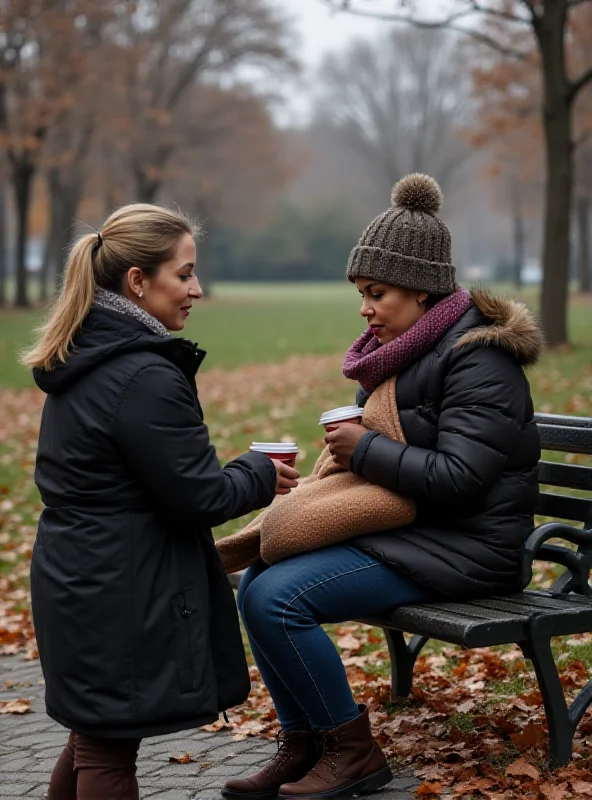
{"left": 346, "top": 173, "right": 456, "bottom": 294}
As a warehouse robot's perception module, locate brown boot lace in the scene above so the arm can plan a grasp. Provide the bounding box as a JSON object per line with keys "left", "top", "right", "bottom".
{"left": 263, "top": 731, "right": 296, "bottom": 777}
{"left": 312, "top": 732, "right": 341, "bottom": 778}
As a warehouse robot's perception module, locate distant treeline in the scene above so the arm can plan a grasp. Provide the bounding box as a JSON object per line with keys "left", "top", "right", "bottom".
{"left": 210, "top": 202, "right": 361, "bottom": 282}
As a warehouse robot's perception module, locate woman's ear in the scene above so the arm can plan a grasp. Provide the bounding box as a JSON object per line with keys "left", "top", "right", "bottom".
{"left": 416, "top": 291, "right": 429, "bottom": 307}
{"left": 126, "top": 267, "right": 144, "bottom": 300}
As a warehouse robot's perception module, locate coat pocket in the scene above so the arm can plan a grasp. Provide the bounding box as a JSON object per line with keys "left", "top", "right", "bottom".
{"left": 171, "top": 587, "right": 207, "bottom": 694}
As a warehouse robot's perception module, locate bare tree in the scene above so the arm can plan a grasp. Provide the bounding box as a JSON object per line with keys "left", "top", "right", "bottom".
{"left": 41, "top": 115, "right": 96, "bottom": 296}
{"left": 322, "top": 0, "right": 592, "bottom": 346}
{"left": 0, "top": 176, "right": 6, "bottom": 306}
{"left": 119, "top": 0, "right": 294, "bottom": 203}
{"left": 313, "top": 28, "right": 472, "bottom": 203}
{"left": 169, "top": 82, "right": 291, "bottom": 294}
{"left": 575, "top": 149, "right": 592, "bottom": 293}
{"left": 0, "top": 0, "right": 127, "bottom": 306}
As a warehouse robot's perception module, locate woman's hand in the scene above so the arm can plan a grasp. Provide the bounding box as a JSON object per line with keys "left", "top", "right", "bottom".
{"left": 324, "top": 423, "right": 368, "bottom": 470}
{"left": 271, "top": 460, "right": 300, "bottom": 495}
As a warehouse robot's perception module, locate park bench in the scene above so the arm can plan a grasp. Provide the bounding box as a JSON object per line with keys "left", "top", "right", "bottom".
{"left": 228, "top": 412, "right": 592, "bottom": 767}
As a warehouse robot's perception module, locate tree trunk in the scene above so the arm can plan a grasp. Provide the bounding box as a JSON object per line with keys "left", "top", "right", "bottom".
{"left": 510, "top": 180, "right": 524, "bottom": 289}
{"left": 133, "top": 167, "right": 161, "bottom": 204}
{"left": 540, "top": 111, "right": 572, "bottom": 345}
{"left": 536, "top": 2, "right": 572, "bottom": 347}
{"left": 40, "top": 197, "right": 61, "bottom": 301}
{"left": 0, "top": 183, "right": 6, "bottom": 306}
{"left": 193, "top": 198, "right": 214, "bottom": 298}
{"left": 54, "top": 223, "right": 73, "bottom": 290}
{"left": 54, "top": 190, "right": 83, "bottom": 289}
{"left": 576, "top": 195, "right": 591, "bottom": 293}
{"left": 197, "top": 230, "right": 213, "bottom": 299}
{"left": 12, "top": 163, "right": 35, "bottom": 308}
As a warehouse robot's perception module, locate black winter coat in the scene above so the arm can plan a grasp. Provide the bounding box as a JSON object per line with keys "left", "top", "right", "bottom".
{"left": 350, "top": 290, "right": 544, "bottom": 599}
{"left": 31, "top": 307, "right": 277, "bottom": 738}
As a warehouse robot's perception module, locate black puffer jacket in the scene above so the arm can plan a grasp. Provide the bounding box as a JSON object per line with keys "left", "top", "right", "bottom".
{"left": 31, "top": 307, "right": 276, "bottom": 738}
{"left": 350, "top": 290, "right": 544, "bottom": 599}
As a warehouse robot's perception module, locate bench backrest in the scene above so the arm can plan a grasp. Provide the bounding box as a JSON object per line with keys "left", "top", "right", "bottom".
{"left": 535, "top": 413, "right": 592, "bottom": 530}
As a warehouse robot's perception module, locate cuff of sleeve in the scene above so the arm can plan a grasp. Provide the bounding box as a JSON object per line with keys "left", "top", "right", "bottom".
{"left": 359, "top": 436, "right": 408, "bottom": 491}
{"left": 232, "top": 451, "right": 277, "bottom": 501}
{"left": 350, "top": 431, "right": 380, "bottom": 474}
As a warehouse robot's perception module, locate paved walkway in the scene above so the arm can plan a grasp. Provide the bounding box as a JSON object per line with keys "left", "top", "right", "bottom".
{"left": 0, "top": 656, "right": 418, "bottom": 799}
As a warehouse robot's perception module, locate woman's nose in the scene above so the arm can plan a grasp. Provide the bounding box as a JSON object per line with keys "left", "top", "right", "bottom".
{"left": 360, "top": 299, "right": 372, "bottom": 318}
{"left": 190, "top": 278, "right": 203, "bottom": 299}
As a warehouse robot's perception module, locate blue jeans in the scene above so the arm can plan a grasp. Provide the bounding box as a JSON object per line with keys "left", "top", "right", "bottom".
{"left": 237, "top": 544, "right": 436, "bottom": 732}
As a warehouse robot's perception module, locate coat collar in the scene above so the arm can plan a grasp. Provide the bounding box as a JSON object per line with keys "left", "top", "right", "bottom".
{"left": 454, "top": 288, "right": 544, "bottom": 366}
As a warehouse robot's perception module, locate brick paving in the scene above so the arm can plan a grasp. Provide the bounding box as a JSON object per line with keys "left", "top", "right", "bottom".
{"left": 0, "top": 656, "right": 418, "bottom": 799}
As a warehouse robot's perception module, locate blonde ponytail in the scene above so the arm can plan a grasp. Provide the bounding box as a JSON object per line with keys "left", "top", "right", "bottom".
{"left": 21, "top": 235, "right": 98, "bottom": 370}
{"left": 22, "top": 203, "right": 196, "bottom": 372}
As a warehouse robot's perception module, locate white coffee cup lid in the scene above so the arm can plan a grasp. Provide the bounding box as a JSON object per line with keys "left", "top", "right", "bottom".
{"left": 319, "top": 405, "right": 365, "bottom": 425}
{"left": 250, "top": 442, "right": 299, "bottom": 453}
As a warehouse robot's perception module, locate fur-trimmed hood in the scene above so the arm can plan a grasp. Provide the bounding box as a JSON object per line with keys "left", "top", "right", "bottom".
{"left": 455, "top": 288, "right": 544, "bottom": 366}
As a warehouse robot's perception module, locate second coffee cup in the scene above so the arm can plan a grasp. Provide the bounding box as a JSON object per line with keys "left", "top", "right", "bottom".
{"left": 319, "top": 405, "right": 364, "bottom": 432}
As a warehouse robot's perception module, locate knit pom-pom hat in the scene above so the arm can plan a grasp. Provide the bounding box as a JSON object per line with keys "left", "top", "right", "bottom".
{"left": 346, "top": 173, "right": 456, "bottom": 294}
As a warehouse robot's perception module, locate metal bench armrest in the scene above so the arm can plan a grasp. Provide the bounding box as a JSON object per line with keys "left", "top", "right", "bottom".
{"left": 522, "top": 522, "right": 592, "bottom": 595}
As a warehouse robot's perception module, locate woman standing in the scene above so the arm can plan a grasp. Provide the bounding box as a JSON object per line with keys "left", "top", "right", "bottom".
{"left": 223, "top": 174, "right": 543, "bottom": 800}
{"left": 22, "top": 204, "right": 298, "bottom": 800}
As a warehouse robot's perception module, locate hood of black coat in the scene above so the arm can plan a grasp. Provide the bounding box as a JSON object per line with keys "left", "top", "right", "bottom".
{"left": 34, "top": 307, "right": 206, "bottom": 394}
{"left": 455, "top": 288, "right": 545, "bottom": 366}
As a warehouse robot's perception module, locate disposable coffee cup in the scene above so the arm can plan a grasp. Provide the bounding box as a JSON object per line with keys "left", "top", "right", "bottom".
{"left": 319, "top": 405, "right": 364, "bottom": 432}
{"left": 250, "top": 442, "right": 299, "bottom": 467}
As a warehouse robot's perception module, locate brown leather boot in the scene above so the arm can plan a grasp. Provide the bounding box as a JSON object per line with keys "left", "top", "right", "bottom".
{"left": 221, "top": 729, "right": 321, "bottom": 800}
{"left": 277, "top": 706, "right": 392, "bottom": 799}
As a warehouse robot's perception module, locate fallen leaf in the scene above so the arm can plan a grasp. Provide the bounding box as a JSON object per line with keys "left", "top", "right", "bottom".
{"left": 505, "top": 756, "right": 540, "bottom": 780}
{"left": 342, "top": 655, "right": 369, "bottom": 667}
{"left": 336, "top": 633, "right": 361, "bottom": 651}
{"left": 510, "top": 722, "right": 546, "bottom": 751}
{"left": 537, "top": 781, "right": 569, "bottom": 799}
{"left": 169, "top": 754, "right": 196, "bottom": 764}
{"left": 571, "top": 780, "right": 592, "bottom": 796}
{"left": 417, "top": 781, "right": 442, "bottom": 796}
{"left": 0, "top": 699, "right": 31, "bottom": 714}
{"left": 201, "top": 719, "right": 230, "bottom": 732}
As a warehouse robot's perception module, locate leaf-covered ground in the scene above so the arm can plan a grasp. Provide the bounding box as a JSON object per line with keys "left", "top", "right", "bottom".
{"left": 1, "top": 350, "right": 592, "bottom": 799}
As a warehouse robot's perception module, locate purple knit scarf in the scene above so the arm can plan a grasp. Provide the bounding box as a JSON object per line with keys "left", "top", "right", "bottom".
{"left": 342, "top": 287, "right": 473, "bottom": 392}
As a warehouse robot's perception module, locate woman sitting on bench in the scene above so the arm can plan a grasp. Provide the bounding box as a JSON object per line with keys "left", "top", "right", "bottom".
{"left": 222, "top": 173, "right": 544, "bottom": 800}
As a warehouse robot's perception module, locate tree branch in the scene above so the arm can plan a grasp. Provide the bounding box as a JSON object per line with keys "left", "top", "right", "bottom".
{"left": 321, "top": 2, "right": 531, "bottom": 60}
{"left": 569, "top": 66, "right": 592, "bottom": 102}
{"left": 574, "top": 129, "right": 592, "bottom": 151}
{"left": 466, "top": 1, "right": 532, "bottom": 25}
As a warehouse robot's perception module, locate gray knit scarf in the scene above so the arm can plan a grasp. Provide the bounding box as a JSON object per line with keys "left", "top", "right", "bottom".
{"left": 94, "top": 287, "right": 170, "bottom": 338}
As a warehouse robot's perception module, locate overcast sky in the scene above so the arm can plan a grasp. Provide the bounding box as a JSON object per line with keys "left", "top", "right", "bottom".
{"left": 274, "top": 0, "right": 456, "bottom": 125}
{"left": 274, "top": 0, "right": 386, "bottom": 125}
{"left": 289, "top": 0, "right": 385, "bottom": 67}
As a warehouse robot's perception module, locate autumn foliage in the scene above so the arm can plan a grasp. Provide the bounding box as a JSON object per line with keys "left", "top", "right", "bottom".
{"left": 0, "top": 0, "right": 294, "bottom": 305}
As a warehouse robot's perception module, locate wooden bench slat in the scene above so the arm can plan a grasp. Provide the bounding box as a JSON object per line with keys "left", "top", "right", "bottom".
{"left": 470, "top": 594, "right": 587, "bottom": 613}
{"left": 536, "top": 492, "right": 592, "bottom": 523}
{"left": 370, "top": 607, "right": 527, "bottom": 648}
{"left": 534, "top": 413, "right": 592, "bottom": 430}
{"left": 526, "top": 590, "right": 592, "bottom": 605}
{"left": 421, "top": 602, "right": 528, "bottom": 622}
{"left": 538, "top": 461, "right": 592, "bottom": 492}
{"left": 537, "top": 424, "right": 592, "bottom": 455}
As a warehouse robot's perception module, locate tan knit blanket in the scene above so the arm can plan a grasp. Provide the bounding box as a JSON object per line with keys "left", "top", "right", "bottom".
{"left": 215, "top": 377, "right": 415, "bottom": 573}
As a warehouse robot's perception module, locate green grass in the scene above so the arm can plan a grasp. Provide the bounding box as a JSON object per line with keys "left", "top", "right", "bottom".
{"left": 448, "top": 712, "right": 476, "bottom": 733}
{"left": 2, "top": 281, "right": 591, "bottom": 394}
{"left": 0, "top": 282, "right": 364, "bottom": 388}
{"left": 491, "top": 677, "right": 527, "bottom": 695}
